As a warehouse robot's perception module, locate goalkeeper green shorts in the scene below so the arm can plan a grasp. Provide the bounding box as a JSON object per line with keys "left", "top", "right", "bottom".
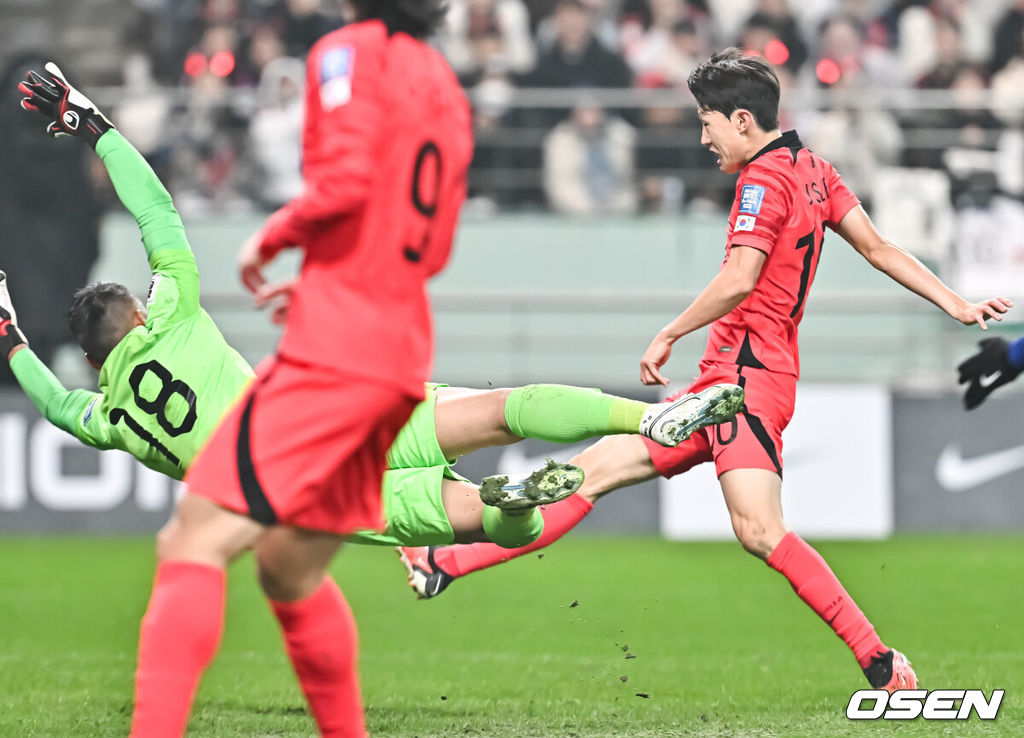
{"left": 349, "top": 383, "right": 470, "bottom": 547}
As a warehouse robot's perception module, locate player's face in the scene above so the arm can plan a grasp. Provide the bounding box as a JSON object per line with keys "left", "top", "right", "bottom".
{"left": 698, "top": 108, "right": 745, "bottom": 174}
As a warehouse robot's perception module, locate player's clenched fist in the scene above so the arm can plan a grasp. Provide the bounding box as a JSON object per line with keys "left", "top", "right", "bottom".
{"left": 18, "top": 62, "right": 113, "bottom": 146}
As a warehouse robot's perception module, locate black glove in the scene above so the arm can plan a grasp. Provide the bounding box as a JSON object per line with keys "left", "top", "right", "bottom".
{"left": 0, "top": 271, "right": 27, "bottom": 359}
{"left": 957, "top": 337, "right": 1022, "bottom": 410}
{"left": 17, "top": 62, "right": 113, "bottom": 147}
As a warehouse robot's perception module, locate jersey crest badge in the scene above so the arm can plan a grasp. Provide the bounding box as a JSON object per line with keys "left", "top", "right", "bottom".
{"left": 735, "top": 214, "right": 756, "bottom": 232}
{"left": 320, "top": 45, "right": 354, "bottom": 110}
{"left": 739, "top": 184, "right": 765, "bottom": 215}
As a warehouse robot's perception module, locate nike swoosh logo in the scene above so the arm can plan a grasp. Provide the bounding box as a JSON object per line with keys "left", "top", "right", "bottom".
{"left": 935, "top": 443, "right": 1024, "bottom": 492}
{"left": 979, "top": 372, "right": 1002, "bottom": 389}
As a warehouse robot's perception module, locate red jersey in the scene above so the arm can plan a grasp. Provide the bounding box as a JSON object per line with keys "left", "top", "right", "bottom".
{"left": 702, "top": 131, "right": 859, "bottom": 377}
{"left": 258, "top": 20, "right": 473, "bottom": 396}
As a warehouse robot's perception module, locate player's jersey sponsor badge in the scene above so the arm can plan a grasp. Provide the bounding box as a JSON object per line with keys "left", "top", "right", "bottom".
{"left": 320, "top": 45, "right": 354, "bottom": 110}
{"left": 735, "top": 214, "right": 757, "bottom": 232}
{"left": 739, "top": 184, "right": 766, "bottom": 215}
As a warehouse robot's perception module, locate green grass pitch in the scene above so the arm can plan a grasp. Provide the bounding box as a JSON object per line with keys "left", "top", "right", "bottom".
{"left": 0, "top": 534, "right": 1020, "bottom": 736}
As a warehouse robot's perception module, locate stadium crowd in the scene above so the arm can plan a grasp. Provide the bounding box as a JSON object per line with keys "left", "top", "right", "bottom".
{"left": 5, "top": 0, "right": 1024, "bottom": 235}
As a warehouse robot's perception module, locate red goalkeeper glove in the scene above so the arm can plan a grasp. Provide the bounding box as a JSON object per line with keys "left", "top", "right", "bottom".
{"left": 18, "top": 62, "right": 113, "bottom": 147}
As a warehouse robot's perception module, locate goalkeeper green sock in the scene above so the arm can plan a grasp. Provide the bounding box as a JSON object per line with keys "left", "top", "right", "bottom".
{"left": 481, "top": 506, "right": 544, "bottom": 549}
{"left": 504, "top": 384, "right": 646, "bottom": 443}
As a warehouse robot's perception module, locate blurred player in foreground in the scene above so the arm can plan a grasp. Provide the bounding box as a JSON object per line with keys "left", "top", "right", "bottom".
{"left": 19, "top": 2, "right": 467, "bottom": 735}
{"left": 402, "top": 48, "right": 1013, "bottom": 695}
{"left": 136, "top": 2, "right": 470, "bottom": 732}
{"left": 957, "top": 336, "right": 1024, "bottom": 408}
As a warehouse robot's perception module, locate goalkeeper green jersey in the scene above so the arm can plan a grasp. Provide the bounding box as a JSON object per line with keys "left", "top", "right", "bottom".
{"left": 10, "top": 130, "right": 253, "bottom": 480}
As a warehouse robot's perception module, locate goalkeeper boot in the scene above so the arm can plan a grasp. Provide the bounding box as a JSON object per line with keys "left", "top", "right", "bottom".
{"left": 864, "top": 649, "right": 918, "bottom": 693}
{"left": 639, "top": 383, "right": 745, "bottom": 447}
{"left": 397, "top": 546, "right": 455, "bottom": 600}
{"left": 477, "top": 459, "right": 584, "bottom": 511}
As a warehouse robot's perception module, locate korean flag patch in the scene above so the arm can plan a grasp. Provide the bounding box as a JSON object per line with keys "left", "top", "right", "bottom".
{"left": 320, "top": 45, "right": 354, "bottom": 110}
{"left": 735, "top": 214, "right": 756, "bottom": 232}
{"left": 739, "top": 184, "right": 765, "bottom": 215}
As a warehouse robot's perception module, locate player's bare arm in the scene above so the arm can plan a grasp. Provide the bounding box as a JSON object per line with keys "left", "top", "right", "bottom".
{"left": 834, "top": 205, "right": 1012, "bottom": 329}
{"left": 640, "top": 245, "right": 767, "bottom": 386}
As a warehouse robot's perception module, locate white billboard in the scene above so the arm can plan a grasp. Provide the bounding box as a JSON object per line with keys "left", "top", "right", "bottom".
{"left": 0, "top": 395, "right": 183, "bottom": 532}
{"left": 660, "top": 384, "right": 893, "bottom": 540}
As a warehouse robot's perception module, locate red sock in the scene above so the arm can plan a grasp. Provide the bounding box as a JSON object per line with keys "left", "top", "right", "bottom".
{"left": 270, "top": 578, "right": 365, "bottom": 738}
{"left": 434, "top": 493, "right": 594, "bottom": 577}
{"left": 131, "top": 561, "right": 226, "bottom": 738}
{"left": 767, "top": 532, "right": 886, "bottom": 668}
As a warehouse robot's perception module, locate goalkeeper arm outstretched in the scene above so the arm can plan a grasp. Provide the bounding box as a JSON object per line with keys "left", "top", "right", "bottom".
{"left": 1, "top": 271, "right": 103, "bottom": 441}
{"left": 19, "top": 63, "right": 199, "bottom": 330}
{"left": 9, "top": 62, "right": 200, "bottom": 450}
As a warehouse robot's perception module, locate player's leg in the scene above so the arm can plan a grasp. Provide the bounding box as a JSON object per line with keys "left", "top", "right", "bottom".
{"left": 719, "top": 468, "right": 916, "bottom": 692}
{"left": 432, "top": 387, "right": 519, "bottom": 456}
{"left": 352, "top": 456, "right": 582, "bottom": 548}
{"left": 400, "top": 435, "right": 660, "bottom": 598}
{"left": 434, "top": 382, "right": 744, "bottom": 458}
{"left": 254, "top": 527, "right": 365, "bottom": 737}
{"left": 401, "top": 376, "right": 734, "bottom": 599}
{"left": 447, "top": 456, "right": 588, "bottom": 542}
{"left": 132, "top": 492, "right": 265, "bottom": 737}
{"left": 716, "top": 468, "right": 787, "bottom": 558}
{"left": 443, "top": 476, "right": 554, "bottom": 547}
{"left": 439, "top": 477, "right": 489, "bottom": 543}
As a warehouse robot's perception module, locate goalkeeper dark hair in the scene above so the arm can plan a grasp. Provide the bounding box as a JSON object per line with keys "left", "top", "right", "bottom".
{"left": 687, "top": 47, "right": 780, "bottom": 132}
{"left": 67, "top": 282, "right": 144, "bottom": 364}
{"left": 349, "top": 0, "right": 448, "bottom": 39}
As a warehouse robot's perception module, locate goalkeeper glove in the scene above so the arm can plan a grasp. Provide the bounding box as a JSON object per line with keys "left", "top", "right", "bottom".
{"left": 18, "top": 62, "right": 113, "bottom": 147}
{"left": 957, "top": 336, "right": 1022, "bottom": 410}
{"left": 0, "top": 271, "right": 28, "bottom": 359}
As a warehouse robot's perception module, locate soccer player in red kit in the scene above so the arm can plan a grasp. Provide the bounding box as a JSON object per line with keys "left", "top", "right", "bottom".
{"left": 402, "top": 48, "right": 1013, "bottom": 694}
{"left": 130, "top": 2, "right": 472, "bottom": 736}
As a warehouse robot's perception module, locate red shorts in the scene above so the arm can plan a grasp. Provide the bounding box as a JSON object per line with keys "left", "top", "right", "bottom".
{"left": 643, "top": 361, "right": 796, "bottom": 479}
{"left": 185, "top": 356, "right": 419, "bottom": 535}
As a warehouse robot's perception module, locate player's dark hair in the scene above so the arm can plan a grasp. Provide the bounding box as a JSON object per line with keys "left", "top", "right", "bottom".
{"left": 687, "top": 47, "right": 780, "bottom": 131}
{"left": 67, "top": 282, "right": 142, "bottom": 364}
{"left": 349, "top": 0, "right": 448, "bottom": 39}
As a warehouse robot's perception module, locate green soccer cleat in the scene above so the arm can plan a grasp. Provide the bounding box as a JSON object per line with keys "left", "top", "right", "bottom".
{"left": 639, "top": 383, "right": 745, "bottom": 447}
{"left": 478, "top": 459, "right": 584, "bottom": 511}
